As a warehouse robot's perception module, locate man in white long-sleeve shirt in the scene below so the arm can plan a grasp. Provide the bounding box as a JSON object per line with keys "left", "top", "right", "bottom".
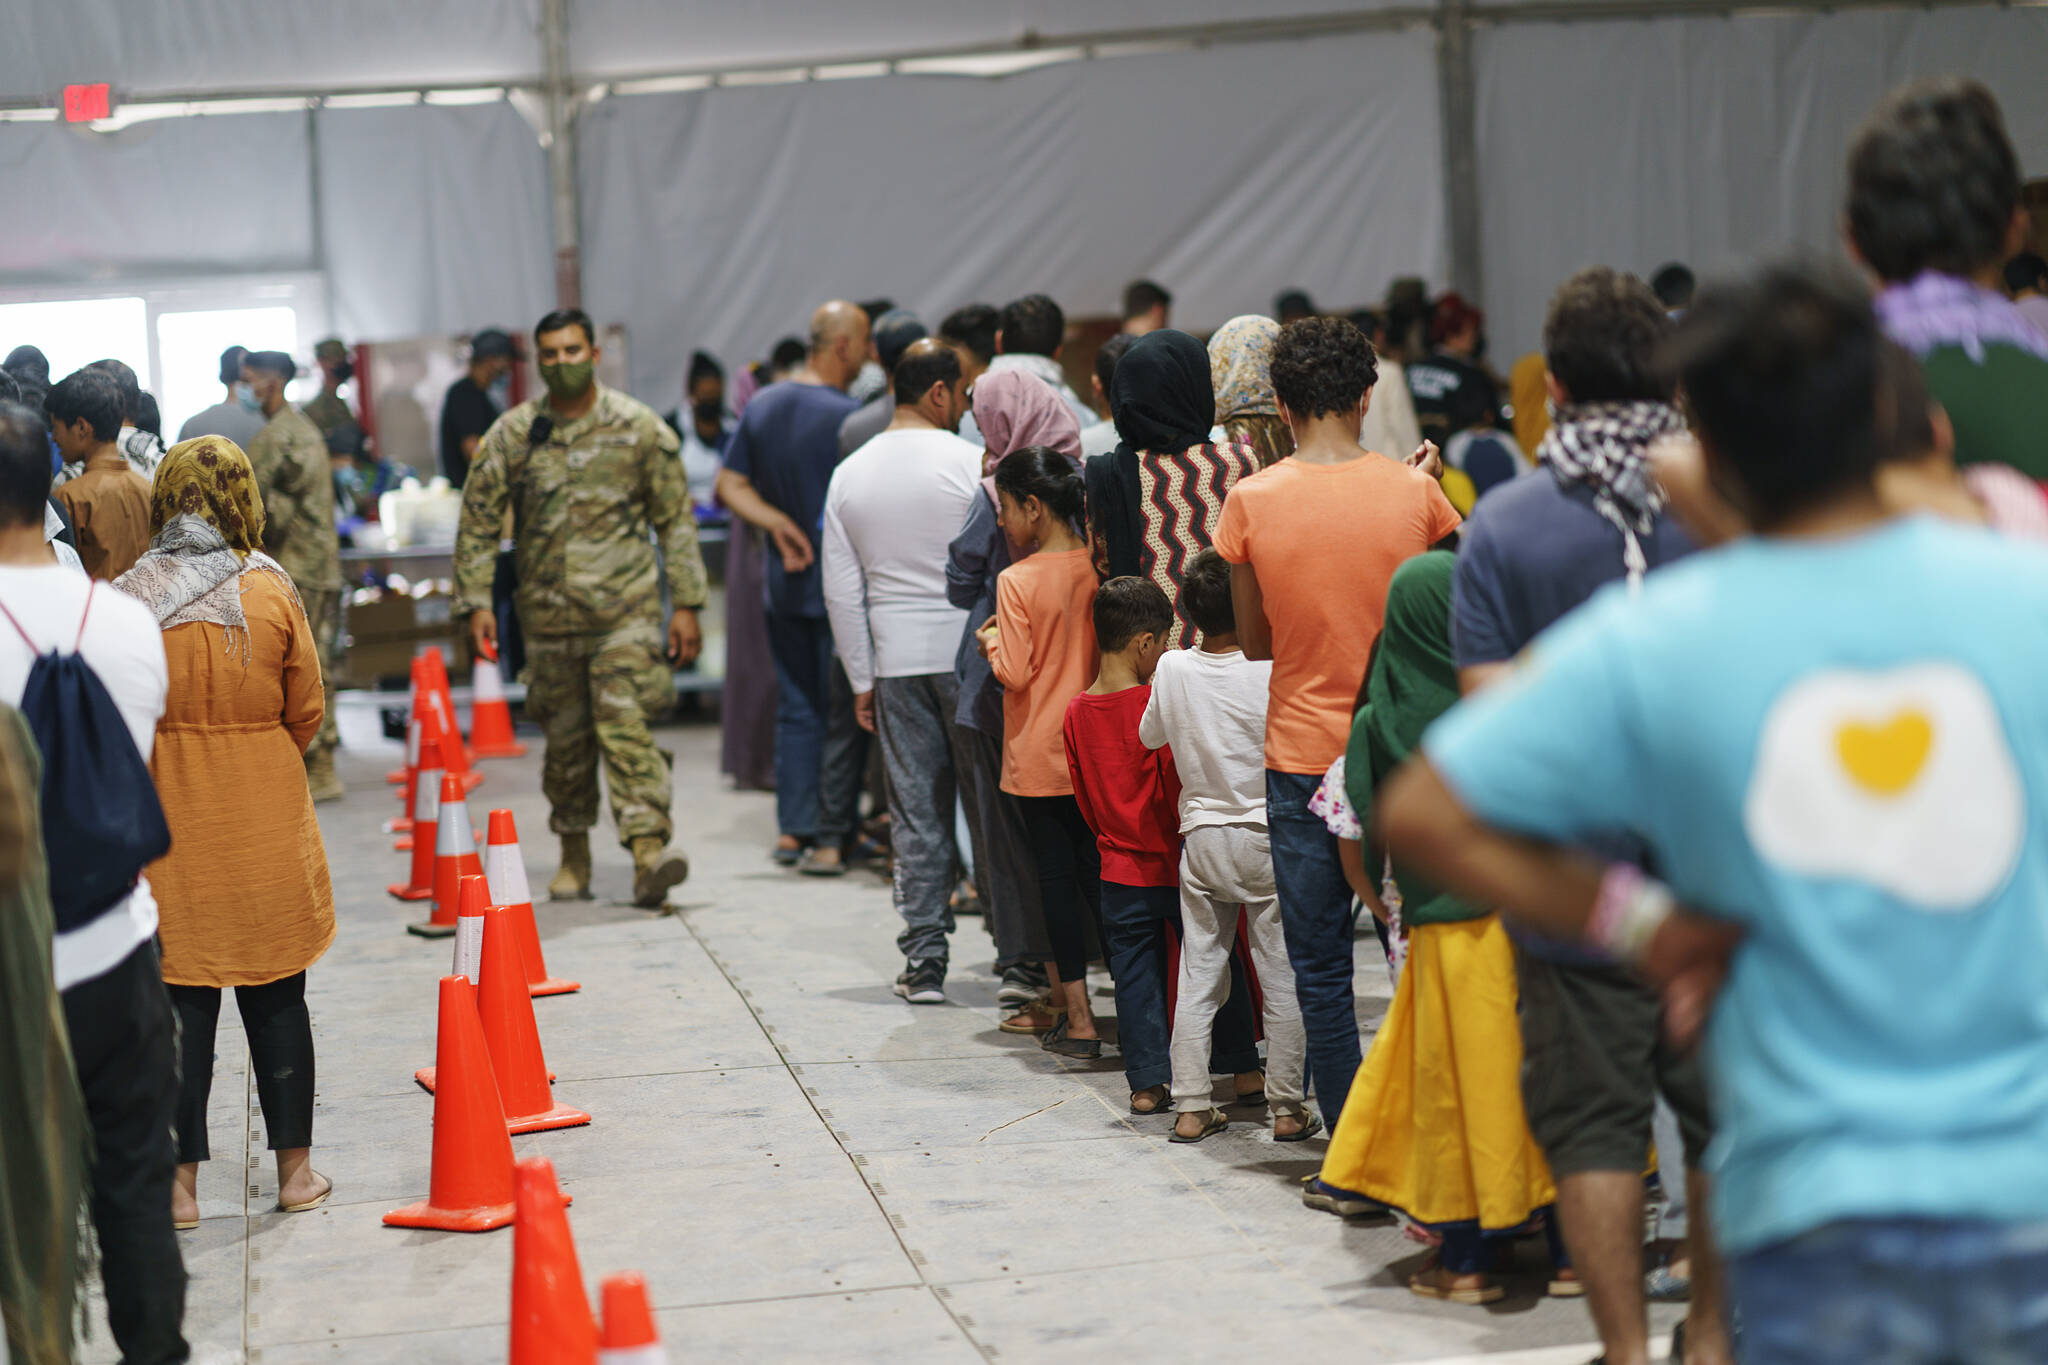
{"left": 820, "top": 339, "right": 980, "bottom": 1003}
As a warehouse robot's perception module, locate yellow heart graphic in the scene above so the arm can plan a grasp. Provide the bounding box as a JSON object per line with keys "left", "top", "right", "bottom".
{"left": 1835, "top": 710, "right": 1933, "bottom": 797}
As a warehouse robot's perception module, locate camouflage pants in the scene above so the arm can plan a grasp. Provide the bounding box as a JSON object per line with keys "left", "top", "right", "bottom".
{"left": 523, "top": 624, "right": 675, "bottom": 846}
{"left": 302, "top": 588, "right": 340, "bottom": 763}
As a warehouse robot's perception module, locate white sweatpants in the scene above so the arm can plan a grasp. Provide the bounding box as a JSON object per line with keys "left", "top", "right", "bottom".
{"left": 1170, "top": 824, "right": 1308, "bottom": 1116}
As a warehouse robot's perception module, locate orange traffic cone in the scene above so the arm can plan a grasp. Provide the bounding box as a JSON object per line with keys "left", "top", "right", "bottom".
{"left": 383, "top": 975, "right": 519, "bottom": 1233}
{"left": 510, "top": 1157, "right": 597, "bottom": 1365}
{"left": 485, "top": 810, "right": 579, "bottom": 997}
{"left": 479, "top": 904, "right": 589, "bottom": 1134}
{"left": 415, "top": 874, "right": 489, "bottom": 1091}
{"left": 469, "top": 648, "right": 527, "bottom": 759}
{"left": 599, "top": 1274, "right": 668, "bottom": 1364}
{"left": 422, "top": 647, "right": 484, "bottom": 792}
{"left": 388, "top": 737, "right": 444, "bottom": 902}
{"left": 408, "top": 774, "right": 480, "bottom": 939}
{"left": 391, "top": 716, "right": 423, "bottom": 849}
{"left": 386, "top": 659, "right": 419, "bottom": 784}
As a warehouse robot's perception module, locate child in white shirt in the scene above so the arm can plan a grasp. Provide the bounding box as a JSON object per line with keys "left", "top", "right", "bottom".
{"left": 1139, "top": 549, "right": 1313, "bottom": 1143}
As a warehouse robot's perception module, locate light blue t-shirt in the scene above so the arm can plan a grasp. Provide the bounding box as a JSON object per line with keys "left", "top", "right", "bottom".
{"left": 1426, "top": 516, "right": 2048, "bottom": 1256}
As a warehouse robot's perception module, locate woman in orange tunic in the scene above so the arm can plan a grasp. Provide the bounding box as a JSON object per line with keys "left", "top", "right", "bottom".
{"left": 115, "top": 436, "right": 335, "bottom": 1228}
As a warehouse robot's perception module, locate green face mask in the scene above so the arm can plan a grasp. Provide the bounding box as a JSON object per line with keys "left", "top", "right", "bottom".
{"left": 539, "top": 358, "right": 595, "bottom": 401}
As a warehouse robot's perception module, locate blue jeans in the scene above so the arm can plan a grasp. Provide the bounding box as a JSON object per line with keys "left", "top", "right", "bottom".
{"left": 1266, "top": 768, "right": 1360, "bottom": 1131}
{"left": 1099, "top": 882, "right": 1262, "bottom": 1093}
{"left": 765, "top": 613, "right": 833, "bottom": 839}
{"left": 1731, "top": 1218, "right": 2048, "bottom": 1364}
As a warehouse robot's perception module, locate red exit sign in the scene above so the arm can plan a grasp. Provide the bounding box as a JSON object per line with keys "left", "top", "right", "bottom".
{"left": 63, "top": 84, "right": 111, "bottom": 122}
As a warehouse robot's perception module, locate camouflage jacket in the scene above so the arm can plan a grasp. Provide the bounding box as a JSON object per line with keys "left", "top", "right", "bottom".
{"left": 453, "top": 384, "right": 708, "bottom": 638}
{"left": 301, "top": 390, "right": 354, "bottom": 443}
{"left": 246, "top": 405, "right": 343, "bottom": 591}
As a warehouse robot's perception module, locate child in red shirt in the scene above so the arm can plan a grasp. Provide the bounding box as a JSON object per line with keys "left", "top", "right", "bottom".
{"left": 1065, "top": 578, "right": 1235, "bottom": 1115}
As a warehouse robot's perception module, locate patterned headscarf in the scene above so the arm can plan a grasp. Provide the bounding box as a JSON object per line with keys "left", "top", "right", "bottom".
{"left": 971, "top": 368, "right": 1082, "bottom": 475}
{"left": 117, "top": 436, "right": 297, "bottom": 658}
{"left": 1208, "top": 315, "right": 1281, "bottom": 424}
{"left": 149, "top": 435, "right": 265, "bottom": 551}
{"left": 1537, "top": 400, "right": 1686, "bottom": 589}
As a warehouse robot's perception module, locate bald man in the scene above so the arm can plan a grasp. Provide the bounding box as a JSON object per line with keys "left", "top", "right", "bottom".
{"left": 717, "top": 302, "right": 871, "bottom": 864}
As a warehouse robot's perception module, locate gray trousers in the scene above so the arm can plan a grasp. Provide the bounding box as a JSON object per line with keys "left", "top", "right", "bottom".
{"left": 953, "top": 723, "right": 1053, "bottom": 968}
{"left": 876, "top": 674, "right": 968, "bottom": 965}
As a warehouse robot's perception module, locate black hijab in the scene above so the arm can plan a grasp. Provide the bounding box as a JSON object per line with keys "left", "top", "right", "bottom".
{"left": 1089, "top": 329, "right": 1221, "bottom": 581}
{"left": 1109, "top": 329, "right": 1213, "bottom": 456}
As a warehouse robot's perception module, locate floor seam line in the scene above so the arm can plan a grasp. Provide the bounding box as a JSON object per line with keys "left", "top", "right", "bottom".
{"left": 678, "top": 914, "right": 997, "bottom": 1364}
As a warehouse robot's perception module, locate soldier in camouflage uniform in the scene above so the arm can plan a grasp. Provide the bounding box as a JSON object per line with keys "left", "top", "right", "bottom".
{"left": 454, "top": 308, "right": 707, "bottom": 909}
{"left": 243, "top": 349, "right": 346, "bottom": 803}
{"left": 300, "top": 338, "right": 357, "bottom": 448}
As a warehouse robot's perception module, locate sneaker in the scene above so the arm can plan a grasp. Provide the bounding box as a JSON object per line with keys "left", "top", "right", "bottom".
{"left": 893, "top": 959, "right": 947, "bottom": 1004}
{"left": 1300, "top": 1175, "right": 1392, "bottom": 1219}
{"left": 997, "top": 962, "right": 1049, "bottom": 1005}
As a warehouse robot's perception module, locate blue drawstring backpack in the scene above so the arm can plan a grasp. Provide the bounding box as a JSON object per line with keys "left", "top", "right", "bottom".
{"left": 0, "top": 583, "right": 171, "bottom": 932}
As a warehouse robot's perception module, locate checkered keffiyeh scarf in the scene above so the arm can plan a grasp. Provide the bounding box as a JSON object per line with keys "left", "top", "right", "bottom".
{"left": 1537, "top": 400, "right": 1686, "bottom": 589}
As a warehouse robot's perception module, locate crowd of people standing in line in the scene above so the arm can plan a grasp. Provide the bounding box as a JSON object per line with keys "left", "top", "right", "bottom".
{"left": 711, "top": 75, "right": 2048, "bottom": 1365}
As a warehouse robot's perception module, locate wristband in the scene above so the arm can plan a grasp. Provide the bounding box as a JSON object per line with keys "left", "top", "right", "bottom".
{"left": 1587, "top": 863, "right": 1675, "bottom": 964}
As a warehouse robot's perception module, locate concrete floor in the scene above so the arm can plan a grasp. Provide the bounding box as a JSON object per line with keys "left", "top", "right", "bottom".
{"left": 86, "top": 714, "right": 1682, "bottom": 1364}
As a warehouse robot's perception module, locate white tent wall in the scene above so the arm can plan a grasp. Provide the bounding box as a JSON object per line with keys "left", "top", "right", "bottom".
{"left": 0, "top": 114, "right": 313, "bottom": 279}
{"left": 316, "top": 101, "right": 555, "bottom": 341}
{"left": 578, "top": 27, "right": 1448, "bottom": 404}
{"left": 0, "top": 1, "right": 542, "bottom": 102}
{"left": 569, "top": 0, "right": 1421, "bottom": 80}
{"left": 1472, "top": 6, "right": 2048, "bottom": 362}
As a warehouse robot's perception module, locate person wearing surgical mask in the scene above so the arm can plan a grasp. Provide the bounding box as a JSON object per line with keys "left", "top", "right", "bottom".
{"left": 451, "top": 308, "right": 710, "bottom": 910}
{"left": 663, "top": 350, "right": 731, "bottom": 510}
{"left": 177, "top": 343, "right": 267, "bottom": 449}
{"left": 440, "top": 328, "right": 517, "bottom": 489}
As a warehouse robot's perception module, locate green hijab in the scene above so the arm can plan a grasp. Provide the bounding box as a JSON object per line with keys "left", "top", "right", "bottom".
{"left": 1345, "top": 550, "right": 1482, "bottom": 926}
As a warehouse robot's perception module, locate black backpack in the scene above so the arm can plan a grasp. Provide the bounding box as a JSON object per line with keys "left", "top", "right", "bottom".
{"left": 0, "top": 583, "right": 172, "bottom": 932}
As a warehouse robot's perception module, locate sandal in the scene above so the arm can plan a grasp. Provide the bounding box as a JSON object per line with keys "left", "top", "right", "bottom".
{"left": 1272, "top": 1112, "right": 1323, "bottom": 1143}
{"left": 1168, "top": 1108, "right": 1229, "bottom": 1143}
{"left": 1547, "top": 1267, "right": 1586, "bottom": 1298}
{"left": 1129, "top": 1085, "right": 1170, "bottom": 1115}
{"left": 278, "top": 1173, "right": 334, "bottom": 1215}
{"left": 1039, "top": 1018, "right": 1102, "bottom": 1059}
{"left": 1408, "top": 1258, "right": 1504, "bottom": 1305}
{"left": 998, "top": 1002, "right": 1064, "bottom": 1034}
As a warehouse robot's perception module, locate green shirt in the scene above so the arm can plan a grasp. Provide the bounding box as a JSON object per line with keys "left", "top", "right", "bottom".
{"left": 1921, "top": 342, "right": 2048, "bottom": 480}
{"left": 453, "top": 384, "right": 708, "bottom": 638}
{"left": 246, "top": 405, "right": 342, "bottom": 592}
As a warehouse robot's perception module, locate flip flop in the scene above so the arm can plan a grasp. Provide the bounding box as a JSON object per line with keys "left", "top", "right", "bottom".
{"left": 278, "top": 1174, "right": 334, "bottom": 1215}
{"left": 1409, "top": 1260, "right": 1505, "bottom": 1305}
{"left": 1129, "top": 1085, "right": 1171, "bottom": 1115}
{"left": 1273, "top": 1113, "right": 1324, "bottom": 1143}
{"left": 1039, "top": 1018, "right": 1101, "bottom": 1059}
{"left": 998, "top": 1003, "right": 1064, "bottom": 1034}
{"left": 1168, "top": 1108, "right": 1229, "bottom": 1143}
{"left": 172, "top": 1215, "right": 199, "bottom": 1232}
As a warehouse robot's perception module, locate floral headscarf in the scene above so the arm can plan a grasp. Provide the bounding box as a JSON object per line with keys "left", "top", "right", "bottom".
{"left": 1208, "top": 315, "right": 1281, "bottom": 424}
{"left": 971, "top": 368, "right": 1082, "bottom": 476}
{"left": 149, "top": 435, "right": 265, "bottom": 552}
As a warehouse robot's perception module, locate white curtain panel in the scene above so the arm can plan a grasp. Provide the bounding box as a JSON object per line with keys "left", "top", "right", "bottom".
{"left": 315, "top": 100, "right": 554, "bottom": 342}
{"left": 0, "top": 0, "right": 541, "bottom": 102}
{"left": 1472, "top": 6, "right": 2048, "bottom": 360}
{"left": 578, "top": 28, "right": 1448, "bottom": 403}
{"left": 0, "top": 112, "right": 313, "bottom": 279}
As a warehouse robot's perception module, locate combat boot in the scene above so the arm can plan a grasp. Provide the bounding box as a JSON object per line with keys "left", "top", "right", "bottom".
{"left": 629, "top": 836, "right": 689, "bottom": 910}
{"left": 305, "top": 749, "right": 345, "bottom": 804}
{"left": 549, "top": 832, "right": 593, "bottom": 901}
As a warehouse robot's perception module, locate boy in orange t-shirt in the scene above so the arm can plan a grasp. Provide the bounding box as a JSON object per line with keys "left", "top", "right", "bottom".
{"left": 1213, "top": 316, "right": 1460, "bottom": 1134}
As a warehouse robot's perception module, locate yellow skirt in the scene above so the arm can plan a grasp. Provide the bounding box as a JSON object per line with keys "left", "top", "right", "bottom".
{"left": 1321, "top": 915, "right": 1556, "bottom": 1231}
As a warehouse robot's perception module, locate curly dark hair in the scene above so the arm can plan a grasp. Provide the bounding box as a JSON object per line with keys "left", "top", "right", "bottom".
{"left": 1543, "top": 267, "right": 1675, "bottom": 404}
{"left": 999, "top": 294, "right": 1065, "bottom": 358}
{"left": 1846, "top": 78, "right": 2019, "bottom": 282}
{"left": 1270, "top": 316, "right": 1379, "bottom": 420}
{"left": 1093, "top": 576, "right": 1172, "bottom": 653}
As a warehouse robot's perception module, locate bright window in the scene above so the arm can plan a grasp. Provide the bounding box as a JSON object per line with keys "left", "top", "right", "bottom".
{"left": 156, "top": 306, "right": 301, "bottom": 441}
{"left": 0, "top": 297, "right": 149, "bottom": 396}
